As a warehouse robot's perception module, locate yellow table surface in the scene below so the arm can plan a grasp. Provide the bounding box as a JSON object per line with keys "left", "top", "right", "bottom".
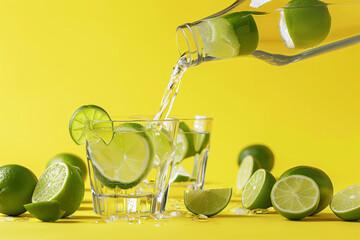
{"left": 1, "top": 186, "right": 358, "bottom": 240}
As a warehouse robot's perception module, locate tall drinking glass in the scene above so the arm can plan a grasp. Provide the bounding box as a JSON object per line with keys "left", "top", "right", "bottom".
{"left": 85, "top": 117, "right": 179, "bottom": 216}
{"left": 169, "top": 116, "right": 213, "bottom": 191}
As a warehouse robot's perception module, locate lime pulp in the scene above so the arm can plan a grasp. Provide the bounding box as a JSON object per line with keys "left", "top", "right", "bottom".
{"left": 330, "top": 184, "right": 360, "bottom": 221}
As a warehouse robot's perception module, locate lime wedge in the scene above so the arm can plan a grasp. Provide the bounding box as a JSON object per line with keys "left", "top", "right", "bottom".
{"left": 174, "top": 122, "right": 196, "bottom": 165}
{"left": 24, "top": 201, "right": 65, "bottom": 222}
{"left": 271, "top": 175, "right": 320, "bottom": 220}
{"left": 330, "top": 184, "right": 360, "bottom": 221}
{"left": 32, "top": 162, "right": 85, "bottom": 217}
{"left": 169, "top": 166, "right": 191, "bottom": 183}
{"left": 242, "top": 169, "right": 276, "bottom": 210}
{"left": 184, "top": 188, "right": 232, "bottom": 217}
{"left": 88, "top": 123, "right": 154, "bottom": 189}
{"left": 69, "top": 105, "right": 113, "bottom": 145}
{"left": 149, "top": 127, "right": 173, "bottom": 167}
{"left": 193, "top": 116, "right": 210, "bottom": 153}
{"left": 236, "top": 155, "right": 261, "bottom": 191}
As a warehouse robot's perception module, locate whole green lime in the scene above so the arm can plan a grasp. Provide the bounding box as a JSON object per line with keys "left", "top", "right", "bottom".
{"left": 282, "top": 0, "right": 331, "bottom": 49}
{"left": 46, "top": 153, "right": 87, "bottom": 180}
{"left": 238, "top": 144, "right": 274, "bottom": 171}
{"left": 0, "top": 164, "right": 38, "bottom": 216}
{"left": 279, "top": 166, "right": 333, "bottom": 215}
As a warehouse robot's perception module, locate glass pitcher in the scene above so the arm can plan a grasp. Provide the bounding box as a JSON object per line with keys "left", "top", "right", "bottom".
{"left": 176, "top": 0, "right": 360, "bottom": 66}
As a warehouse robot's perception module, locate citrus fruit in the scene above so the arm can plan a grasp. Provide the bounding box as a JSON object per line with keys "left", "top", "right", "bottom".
{"left": 238, "top": 144, "right": 274, "bottom": 171}
{"left": 330, "top": 184, "right": 360, "bottom": 221}
{"left": 271, "top": 175, "right": 320, "bottom": 220}
{"left": 236, "top": 155, "right": 261, "bottom": 191}
{"left": 149, "top": 127, "right": 173, "bottom": 167}
{"left": 242, "top": 169, "right": 276, "bottom": 210}
{"left": 174, "top": 122, "right": 196, "bottom": 164}
{"left": 0, "top": 164, "right": 37, "bottom": 216}
{"left": 223, "top": 11, "right": 259, "bottom": 55}
{"left": 46, "top": 153, "right": 87, "bottom": 180}
{"left": 280, "top": 166, "right": 333, "bottom": 215}
{"left": 24, "top": 200, "right": 65, "bottom": 222}
{"left": 169, "top": 166, "right": 191, "bottom": 183}
{"left": 32, "top": 162, "right": 84, "bottom": 217}
{"left": 193, "top": 116, "right": 210, "bottom": 153}
{"left": 184, "top": 188, "right": 232, "bottom": 217}
{"left": 88, "top": 123, "right": 154, "bottom": 189}
{"left": 69, "top": 105, "right": 113, "bottom": 145}
{"left": 279, "top": 0, "right": 331, "bottom": 49}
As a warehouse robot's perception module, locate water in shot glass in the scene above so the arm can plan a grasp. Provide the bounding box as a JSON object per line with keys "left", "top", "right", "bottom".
{"left": 85, "top": 117, "right": 178, "bottom": 216}
{"left": 169, "top": 116, "right": 213, "bottom": 191}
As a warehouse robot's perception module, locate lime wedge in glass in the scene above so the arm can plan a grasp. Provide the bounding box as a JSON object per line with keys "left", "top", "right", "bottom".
{"left": 184, "top": 188, "right": 232, "bottom": 217}
{"left": 271, "top": 175, "right": 320, "bottom": 220}
{"left": 88, "top": 123, "right": 154, "bottom": 189}
{"left": 149, "top": 127, "right": 173, "bottom": 167}
{"left": 236, "top": 155, "right": 261, "bottom": 191}
{"left": 242, "top": 169, "right": 276, "bottom": 210}
{"left": 196, "top": 17, "right": 240, "bottom": 59}
{"left": 193, "top": 116, "right": 210, "bottom": 153}
{"left": 32, "top": 162, "right": 85, "bottom": 217}
{"left": 169, "top": 166, "right": 191, "bottom": 183}
{"left": 279, "top": 0, "right": 331, "bottom": 49}
{"left": 24, "top": 200, "right": 65, "bottom": 222}
{"left": 69, "top": 105, "right": 113, "bottom": 145}
{"left": 174, "top": 129, "right": 188, "bottom": 165}
{"left": 330, "top": 184, "right": 360, "bottom": 221}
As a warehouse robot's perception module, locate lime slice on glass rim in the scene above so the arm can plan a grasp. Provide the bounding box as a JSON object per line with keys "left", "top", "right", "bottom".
{"left": 242, "top": 169, "right": 276, "bottom": 210}
{"left": 32, "top": 162, "right": 85, "bottom": 217}
{"left": 69, "top": 105, "right": 113, "bottom": 145}
{"left": 184, "top": 188, "right": 232, "bottom": 217}
{"left": 88, "top": 123, "right": 154, "bottom": 189}
{"left": 330, "top": 184, "right": 360, "bottom": 221}
{"left": 271, "top": 175, "right": 320, "bottom": 220}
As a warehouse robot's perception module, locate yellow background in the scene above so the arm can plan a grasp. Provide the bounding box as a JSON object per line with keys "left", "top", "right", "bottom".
{"left": 0, "top": 0, "right": 360, "bottom": 238}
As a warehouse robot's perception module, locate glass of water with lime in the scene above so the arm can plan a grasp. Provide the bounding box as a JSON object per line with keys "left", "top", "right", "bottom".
{"left": 81, "top": 114, "right": 179, "bottom": 215}
{"left": 169, "top": 116, "right": 213, "bottom": 191}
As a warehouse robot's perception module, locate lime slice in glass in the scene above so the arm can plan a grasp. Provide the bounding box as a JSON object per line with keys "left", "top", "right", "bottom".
{"left": 242, "top": 169, "right": 276, "bottom": 210}
{"left": 193, "top": 116, "right": 210, "bottom": 153}
{"left": 149, "top": 127, "right": 173, "bottom": 167}
{"left": 24, "top": 200, "right": 65, "bottom": 222}
{"left": 184, "top": 188, "right": 232, "bottom": 217}
{"left": 88, "top": 123, "right": 154, "bottom": 189}
{"left": 279, "top": 0, "right": 331, "bottom": 49}
{"left": 271, "top": 175, "right": 320, "bottom": 220}
{"left": 169, "top": 166, "right": 191, "bottom": 183}
{"left": 69, "top": 105, "right": 113, "bottom": 145}
{"left": 32, "top": 162, "right": 85, "bottom": 217}
{"left": 330, "top": 184, "right": 360, "bottom": 221}
{"left": 236, "top": 155, "right": 261, "bottom": 191}
{"left": 174, "top": 129, "right": 189, "bottom": 165}
{"left": 196, "top": 17, "right": 240, "bottom": 59}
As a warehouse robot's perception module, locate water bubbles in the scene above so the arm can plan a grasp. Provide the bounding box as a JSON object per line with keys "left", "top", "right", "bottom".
{"left": 235, "top": 208, "right": 250, "bottom": 215}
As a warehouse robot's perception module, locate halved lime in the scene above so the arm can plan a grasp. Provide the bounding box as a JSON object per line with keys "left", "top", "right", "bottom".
{"left": 32, "top": 162, "right": 85, "bottom": 217}
{"left": 69, "top": 105, "right": 113, "bottom": 145}
{"left": 279, "top": 166, "right": 333, "bottom": 215}
{"left": 330, "top": 184, "right": 360, "bottom": 221}
{"left": 184, "top": 188, "right": 232, "bottom": 217}
{"left": 279, "top": 0, "right": 331, "bottom": 49}
{"left": 193, "top": 116, "right": 210, "bottom": 153}
{"left": 236, "top": 155, "right": 261, "bottom": 191}
{"left": 271, "top": 175, "right": 320, "bottom": 220}
{"left": 174, "top": 122, "right": 196, "bottom": 164}
{"left": 169, "top": 166, "right": 191, "bottom": 183}
{"left": 24, "top": 201, "right": 65, "bottom": 222}
{"left": 242, "top": 169, "right": 276, "bottom": 210}
{"left": 89, "top": 123, "right": 154, "bottom": 189}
